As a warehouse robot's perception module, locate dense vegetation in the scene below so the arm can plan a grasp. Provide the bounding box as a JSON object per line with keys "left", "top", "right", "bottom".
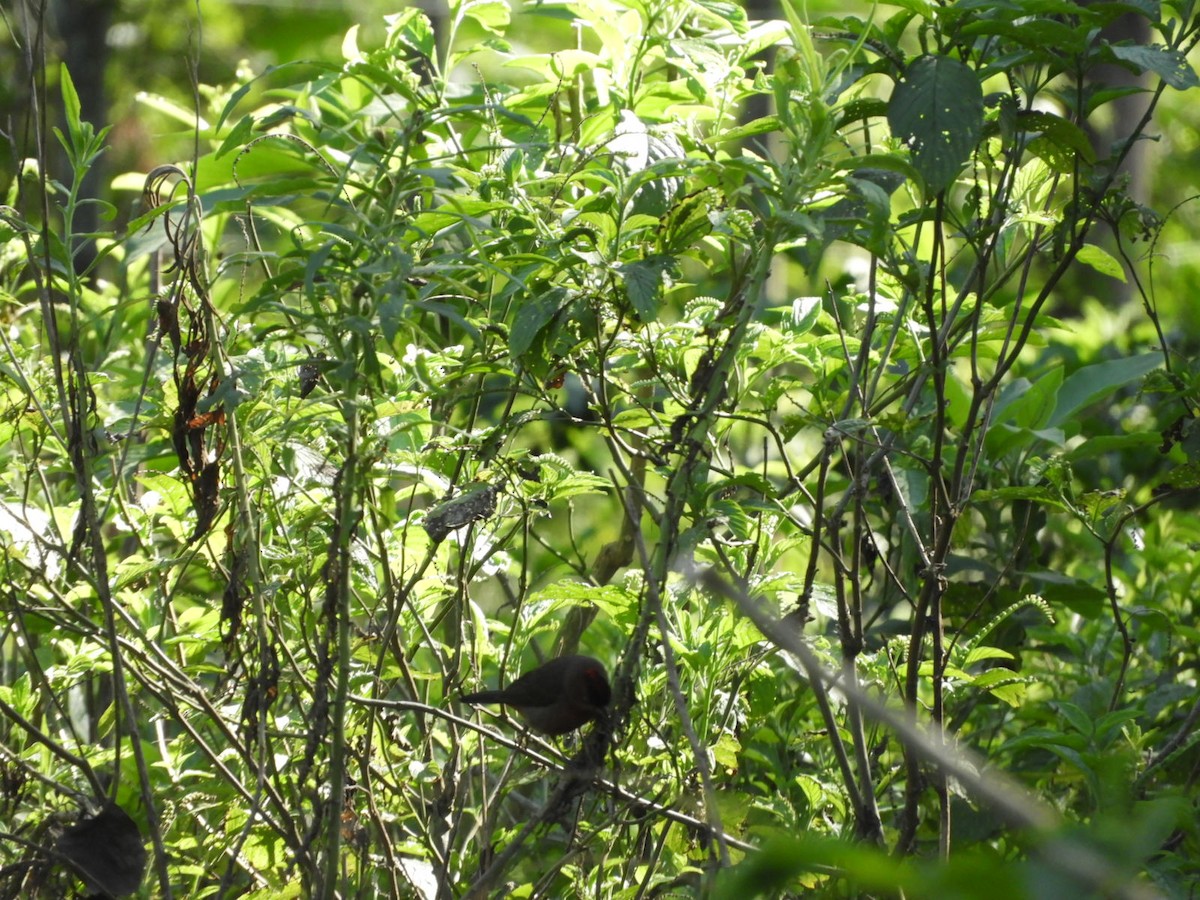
{"left": 1, "top": 0, "right": 1198, "bottom": 896}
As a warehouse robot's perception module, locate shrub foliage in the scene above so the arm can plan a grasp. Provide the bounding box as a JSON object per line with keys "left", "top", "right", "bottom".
{"left": 1, "top": 0, "right": 1199, "bottom": 896}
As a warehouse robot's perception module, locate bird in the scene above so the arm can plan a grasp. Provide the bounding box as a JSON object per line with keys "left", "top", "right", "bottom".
{"left": 460, "top": 654, "right": 611, "bottom": 736}
{"left": 56, "top": 803, "right": 147, "bottom": 898}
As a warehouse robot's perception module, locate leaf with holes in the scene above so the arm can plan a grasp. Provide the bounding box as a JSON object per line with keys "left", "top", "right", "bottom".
{"left": 888, "top": 55, "right": 983, "bottom": 194}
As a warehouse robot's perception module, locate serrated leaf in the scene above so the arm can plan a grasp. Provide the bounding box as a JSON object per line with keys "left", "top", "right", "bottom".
{"left": 617, "top": 255, "right": 674, "bottom": 321}
{"left": 528, "top": 582, "right": 639, "bottom": 618}
{"left": 545, "top": 472, "right": 612, "bottom": 501}
{"left": 888, "top": 55, "right": 984, "bottom": 193}
{"left": 710, "top": 499, "right": 754, "bottom": 540}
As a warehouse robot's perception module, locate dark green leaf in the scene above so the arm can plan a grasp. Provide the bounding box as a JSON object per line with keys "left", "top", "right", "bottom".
{"left": 1048, "top": 353, "right": 1161, "bottom": 428}
{"left": 1017, "top": 110, "right": 1096, "bottom": 166}
{"left": 509, "top": 289, "right": 566, "bottom": 360}
{"left": 618, "top": 255, "right": 674, "bottom": 322}
{"left": 1109, "top": 44, "right": 1199, "bottom": 89}
{"left": 888, "top": 55, "right": 984, "bottom": 193}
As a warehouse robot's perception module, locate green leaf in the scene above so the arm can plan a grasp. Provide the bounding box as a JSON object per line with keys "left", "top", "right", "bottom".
{"left": 764, "top": 296, "right": 821, "bottom": 336}
{"left": 544, "top": 472, "right": 612, "bottom": 501}
{"left": 1161, "top": 462, "right": 1200, "bottom": 489}
{"left": 509, "top": 289, "right": 566, "bottom": 360}
{"left": 1074, "top": 244, "right": 1126, "bottom": 282}
{"left": 715, "top": 116, "right": 783, "bottom": 144}
{"left": 1012, "top": 368, "right": 1063, "bottom": 430}
{"left": 918, "top": 661, "right": 972, "bottom": 681}
{"left": 714, "top": 833, "right": 915, "bottom": 898}
{"left": 1047, "top": 352, "right": 1161, "bottom": 428}
{"left": 837, "top": 98, "right": 890, "bottom": 129}
{"left": 460, "top": 0, "right": 511, "bottom": 36}
{"left": 1021, "top": 110, "right": 1097, "bottom": 171}
{"left": 378, "top": 296, "right": 406, "bottom": 344}
{"left": 987, "top": 367, "right": 1064, "bottom": 453}
{"left": 137, "top": 91, "right": 205, "bottom": 128}
{"left": 1056, "top": 701, "right": 1094, "bottom": 737}
{"left": 1109, "top": 44, "right": 1199, "bottom": 90}
{"left": 527, "top": 582, "right": 639, "bottom": 619}
{"left": 712, "top": 732, "right": 741, "bottom": 772}
{"left": 60, "top": 64, "right": 82, "bottom": 136}
{"left": 1038, "top": 577, "right": 1107, "bottom": 616}
{"left": 971, "top": 485, "right": 1068, "bottom": 509}
{"left": 215, "top": 115, "right": 255, "bottom": 161}
{"left": 963, "top": 646, "right": 1015, "bottom": 666}
{"left": 1064, "top": 431, "right": 1160, "bottom": 460}
{"left": 611, "top": 407, "right": 657, "bottom": 430}
{"left": 386, "top": 8, "right": 435, "bottom": 57}
{"left": 879, "top": 0, "right": 934, "bottom": 15}
{"left": 888, "top": 55, "right": 984, "bottom": 193}
{"left": 970, "top": 668, "right": 1022, "bottom": 690}
{"left": 618, "top": 255, "right": 674, "bottom": 322}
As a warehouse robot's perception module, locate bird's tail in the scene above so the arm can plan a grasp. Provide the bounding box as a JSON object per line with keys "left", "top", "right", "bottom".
{"left": 459, "top": 690, "right": 507, "bottom": 704}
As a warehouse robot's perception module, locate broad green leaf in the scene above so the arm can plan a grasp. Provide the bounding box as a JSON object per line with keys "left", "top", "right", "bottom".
{"left": 618, "top": 255, "right": 674, "bottom": 321}
{"left": 963, "top": 646, "right": 1016, "bottom": 666}
{"left": 509, "top": 290, "right": 565, "bottom": 360}
{"left": 611, "top": 407, "right": 657, "bottom": 430}
{"left": 1021, "top": 109, "right": 1097, "bottom": 172}
{"left": 1055, "top": 701, "right": 1094, "bottom": 737}
{"left": 1110, "top": 44, "right": 1199, "bottom": 90}
{"left": 712, "top": 732, "right": 742, "bottom": 772}
{"left": 887, "top": 55, "right": 984, "bottom": 193}
{"left": 1048, "top": 352, "right": 1161, "bottom": 428}
{"left": 986, "top": 681, "right": 1028, "bottom": 707}
{"left": 1075, "top": 244, "right": 1126, "bottom": 282}
{"left": 460, "top": 0, "right": 511, "bottom": 36}
{"left": 986, "top": 367, "right": 1064, "bottom": 454}
{"left": 969, "top": 667, "right": 1020, "bottom": 688}
{"left": 544, "top": 472, "right": 613, "bottom": 501}
{"left": 527, "top": 582, "right": 639, "bottom": 619}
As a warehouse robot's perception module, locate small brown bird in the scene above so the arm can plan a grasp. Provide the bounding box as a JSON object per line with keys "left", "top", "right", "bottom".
{"left": 460, "top": 654, "right": 611, "bottom": 736}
